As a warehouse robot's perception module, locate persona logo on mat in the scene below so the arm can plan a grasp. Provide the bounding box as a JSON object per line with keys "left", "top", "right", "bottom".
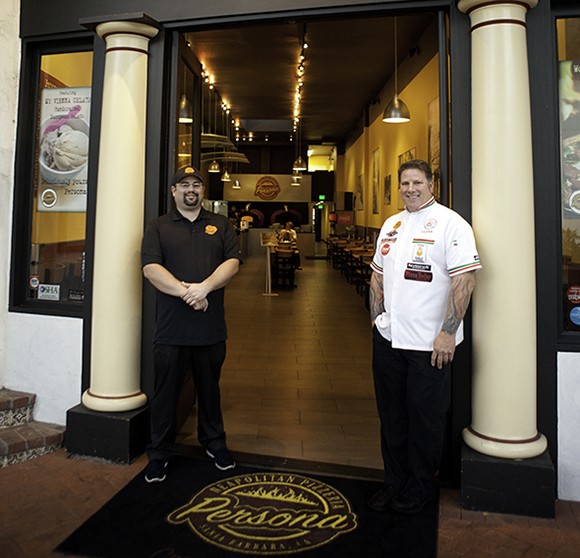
{"left": 167, "top": 472, "right": 358, "bottom": 555}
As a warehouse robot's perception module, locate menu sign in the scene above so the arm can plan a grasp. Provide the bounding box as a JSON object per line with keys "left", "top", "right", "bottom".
{"left": 37, "top": 87, "right": 91, "bottom": 212}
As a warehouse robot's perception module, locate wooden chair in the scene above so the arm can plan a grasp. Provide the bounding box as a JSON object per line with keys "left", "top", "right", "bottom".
{"left": 272, "top": 248, "right": 296, "bottom": 289}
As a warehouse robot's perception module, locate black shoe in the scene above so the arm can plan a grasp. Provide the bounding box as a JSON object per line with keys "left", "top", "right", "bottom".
{"left": 389, "top": 492, "right": 433, "bottom": 514}
{"left": 206, "top": 448, "right": 236, "bottom": 471}
{"left": 367, "top": 486, "right": 397, "bottom": 512}
{"left": 144, "top": 459, "right": 168, "bottom": 483}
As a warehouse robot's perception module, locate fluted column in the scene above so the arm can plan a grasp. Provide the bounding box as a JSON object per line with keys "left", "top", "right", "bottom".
{"left": 82, "top": 21, "right": 158, "bottom": 412}
{"left": 458, "top": 0, "right": 547, "bottom": 458}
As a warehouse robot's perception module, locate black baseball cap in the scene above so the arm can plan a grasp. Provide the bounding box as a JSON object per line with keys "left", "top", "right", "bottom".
{"left": 172, "top": 166, "right": 204, "bottom": 185}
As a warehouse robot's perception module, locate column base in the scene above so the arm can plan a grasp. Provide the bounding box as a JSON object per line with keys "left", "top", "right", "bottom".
{"left": 65, "top": 403, "right": 148, "bottom": 463}
{"left": 461, "top": 443, "right": 555, "bottom": 518}
{"left": 463, "top": 425, "right": 547, "bottom": 459}
{"left": 82, "top": 389, "right": 147, "bottom": 412}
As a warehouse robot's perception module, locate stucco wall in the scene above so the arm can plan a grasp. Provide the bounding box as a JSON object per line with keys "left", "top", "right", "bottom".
{"left": 0, "top": 0, "right": 21, "bottom": 390}
{"left": 558, "top": 352, "right": 580, "bottom": 501}
{"left": 0, "top": 1, "right": 83, "bottom": 424}
{"left": 5, "top": 314, "right": 82, "bottom": 424}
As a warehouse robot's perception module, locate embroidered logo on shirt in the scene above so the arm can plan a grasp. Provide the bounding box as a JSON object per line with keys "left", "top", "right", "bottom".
{"left": 407, "top": 263, "right": 432, "bottom": 272}
{"left": 411, "top": 238, "right": 434, "bottom": 263}
{"left": 381, "top": 242, "right": 391, "bottom": 256}
{"left": 423, "top": 218, "right": 437, "bottom": 230}
{"left": 404, "top": 269, "right": 433, "bottom": 282}
{"left": 205, "top": 225, "right": 218, "bottom": 235}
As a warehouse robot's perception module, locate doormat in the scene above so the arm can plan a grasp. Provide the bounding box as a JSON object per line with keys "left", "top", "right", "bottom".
{"left": 55, "top": 454, "right": 438, "bottom": 558}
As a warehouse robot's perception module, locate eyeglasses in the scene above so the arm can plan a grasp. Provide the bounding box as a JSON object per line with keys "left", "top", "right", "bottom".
{"left": 175, "top": 181, "right": 203, "bottom": 188}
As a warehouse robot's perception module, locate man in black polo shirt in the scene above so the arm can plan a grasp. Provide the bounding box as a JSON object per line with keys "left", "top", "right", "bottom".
{"left": 141, "top": 165, "right": 242, "bottom": 482}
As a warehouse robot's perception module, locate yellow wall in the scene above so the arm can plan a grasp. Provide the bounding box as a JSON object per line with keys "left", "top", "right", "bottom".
{"left": 338, "top": 55, "right": 439, "bottom": 230}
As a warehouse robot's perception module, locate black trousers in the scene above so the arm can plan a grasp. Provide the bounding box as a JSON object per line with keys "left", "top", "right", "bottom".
{"left": 147, "top": 342, "right": 227, "bottom": 462}
{"left": 372, "top": 326, "right": 451, "bottom": 499}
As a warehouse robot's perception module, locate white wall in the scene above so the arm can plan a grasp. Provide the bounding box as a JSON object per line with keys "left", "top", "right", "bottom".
{"left": 0, "top": 0, "right": 21, "bottom": 390}
{"left": 0, "top": 1, "right": 83, "bottom": 425}
{"left": 558, "top": 352, "right": 580, "bottom": 501}
{"left": 5, "top": 314, "right": 82, "bottom": 424}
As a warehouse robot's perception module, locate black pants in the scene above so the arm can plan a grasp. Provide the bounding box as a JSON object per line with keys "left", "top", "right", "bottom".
{"left": 372, "top": 326, "right": 451, "bottom": 499}
{"left": 147, "top": 342, "right": 227, "bottom": 462}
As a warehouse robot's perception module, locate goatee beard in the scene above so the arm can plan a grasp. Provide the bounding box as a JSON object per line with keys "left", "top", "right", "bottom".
{"left": 184, "top": 194, "right": 199, "bottom": 206}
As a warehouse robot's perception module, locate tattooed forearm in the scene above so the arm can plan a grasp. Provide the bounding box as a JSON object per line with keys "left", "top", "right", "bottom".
{"left": 369, "top": 271, "right": 385, "bottom": 323}
{"left": 441, "top": 271, "right": 476, "bottom": 335}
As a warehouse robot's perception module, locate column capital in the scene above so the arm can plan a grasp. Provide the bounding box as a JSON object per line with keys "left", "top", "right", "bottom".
{"left": 96, "top": 20, "right": 159, "bottom": 42}
{"left": 458, "top": 0, "right": 538, "bottom": 15}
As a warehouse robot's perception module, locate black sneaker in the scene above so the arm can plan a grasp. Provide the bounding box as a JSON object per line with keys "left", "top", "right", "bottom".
{"left": 206, "top": 448, "right": 236, "bottom": 471}
{"left": 144, "top": 459, "right": 168, "bottom": 483}
{"left": 367, "top": 486, "right": 397, "bottom": 512}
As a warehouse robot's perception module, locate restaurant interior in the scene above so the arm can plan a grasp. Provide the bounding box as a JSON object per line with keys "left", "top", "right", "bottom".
{"left": 170, "top": 10, "right": 452, "bottom": 476}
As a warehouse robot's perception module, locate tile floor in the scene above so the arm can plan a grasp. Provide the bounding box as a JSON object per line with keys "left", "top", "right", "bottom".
{"left": 1, "top": 247, "right": 580, "bottom": 557}
{"left": 178, "top": 248, "right": 381, "bottom": 470}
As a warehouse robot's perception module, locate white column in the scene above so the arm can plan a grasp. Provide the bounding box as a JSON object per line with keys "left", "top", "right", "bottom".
{"left": 458, "top": 0, "right": 547, "bottom": 458}
{"left": 82, "top": 21, "right": 158, "bottom": 412}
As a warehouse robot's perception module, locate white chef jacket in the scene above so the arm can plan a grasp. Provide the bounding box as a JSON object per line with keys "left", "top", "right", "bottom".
{"left": 371, "top": 197, "right": 482, "bottom": 351}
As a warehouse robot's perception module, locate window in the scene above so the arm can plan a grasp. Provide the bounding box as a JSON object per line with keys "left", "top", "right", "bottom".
{"left": 557, "top": 18, "right": 580, "bottom": 332}
{"left": 11, "top": 43, "right": 93, "bottom": 316}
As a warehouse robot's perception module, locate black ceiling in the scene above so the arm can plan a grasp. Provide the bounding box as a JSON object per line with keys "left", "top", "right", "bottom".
{"left": 185, "top": 12, "right": 435, "bottom": 147}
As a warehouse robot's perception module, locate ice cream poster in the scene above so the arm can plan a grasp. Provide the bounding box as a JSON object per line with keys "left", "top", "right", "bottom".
{"left": 37, "top": 87, "right": 90, "bottom": 212}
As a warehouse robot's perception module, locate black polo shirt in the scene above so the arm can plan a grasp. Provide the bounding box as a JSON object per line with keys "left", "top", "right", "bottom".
{"left": 141, "top": 208, "right": 242, "bottom": 346}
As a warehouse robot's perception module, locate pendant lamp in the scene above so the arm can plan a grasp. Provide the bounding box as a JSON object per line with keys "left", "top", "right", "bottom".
{"left": 232, "top": 179, "right": 241, "bottom": 189}
{"left": 383, "top": 17, "right": 411, "bottom": 124}
{"left": 178, "top": 65, "right": 193, "bottom": 124}
{"left": 179, "top": 95, "right": 193, "bottom": 124}
{"left": 221, "top": 169, "right": 231, "bottom": 182}
{"left": 292, "top": 117, "right": 307, "bottom": 172}
{"left": 208, "top": 160, "right": 221, "bottom": 173}
{"left": 292, "top": 155, "right": 307, "bottom": 172}
{"left": 291, "top": 169, "right": 302, "bottom": 186}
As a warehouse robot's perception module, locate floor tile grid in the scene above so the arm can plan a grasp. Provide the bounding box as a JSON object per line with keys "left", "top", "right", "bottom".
{"left": 177, "top": 254, "right": 381, "bottom": 469}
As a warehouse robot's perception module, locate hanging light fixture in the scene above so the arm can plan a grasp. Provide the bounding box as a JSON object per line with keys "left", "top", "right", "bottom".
{"left": 383, "top": 17, "right": 411, "bottom": 124}
{"left": 179, "top": 95, "right": 193, "bottom": 124}
{"left": 208, "top": 159, "right": 221, "bottom": 173}
{"left": 232, "top": 179, "right": 241, "bottom": 189}
{"left": 221, "top": 168, "right": 231, "bottom": 182}
{"left": 292, "top": 26, "right": 308, "bottom": 174}
{"left": 292, "top": 157, "right": 307, "bottom": 172}
{"left": 208, "top": 78, "right": 221, "bottom": 172}
{"left": 292, "top": 119, "right": 307, "bottom": 171}
{"left": 178, "top": 64, "right": 193, "bottom": 124}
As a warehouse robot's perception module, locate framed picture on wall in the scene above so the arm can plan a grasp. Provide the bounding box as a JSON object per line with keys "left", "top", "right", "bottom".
{"left": 384, "top": 174, "right": 392, "bottom": 205}
{"left": 428, "top": 96, "right": 441, "bottom": 200}
{"left": 397, "top": 148, "right": 416, "bottom": 210}
{"left": 356, "top": 173, "right": 364, "bottom": 210}
{"left": 398, "top": 147, "right": 416, "bottom": 168}
{"left": 372, "top": 148, "right": 380, "bottom": 214}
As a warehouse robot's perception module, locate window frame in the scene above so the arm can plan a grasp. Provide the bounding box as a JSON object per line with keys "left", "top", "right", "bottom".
{"left": 10, "top": 34, "right": 94, "bottom": 318}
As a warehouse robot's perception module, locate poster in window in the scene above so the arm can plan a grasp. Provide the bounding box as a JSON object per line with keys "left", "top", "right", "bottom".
{"left": 559, "top": 60, "right": 580, "bottom": 332}
{"left": 37, "top": 87, "right": 91, "bottom": 212}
